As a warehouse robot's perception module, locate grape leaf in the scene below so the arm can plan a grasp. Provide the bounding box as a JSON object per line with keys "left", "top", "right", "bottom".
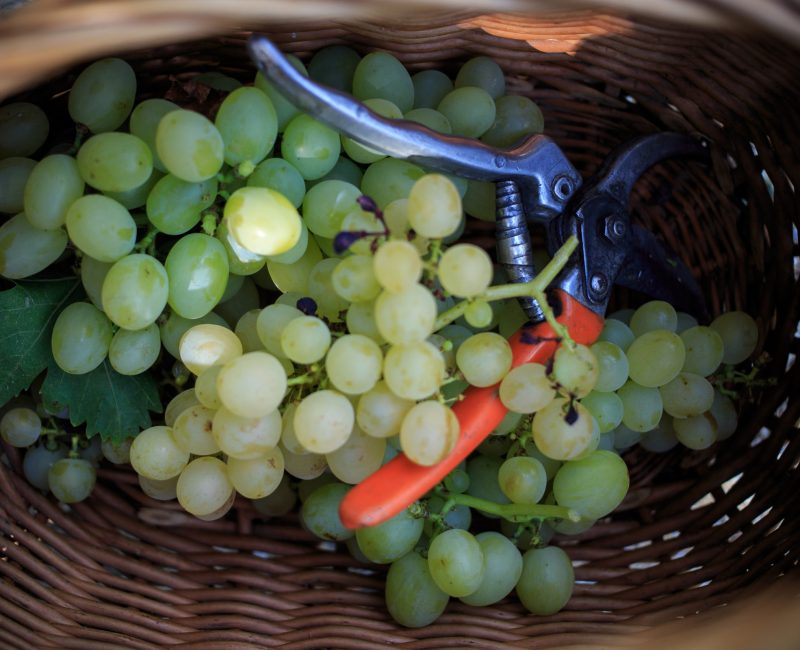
{"left": 41, "top": 359, "right": 162, "bottom": 444}
{"left": 0, "top": 279, "right": 83, "bottom": 405}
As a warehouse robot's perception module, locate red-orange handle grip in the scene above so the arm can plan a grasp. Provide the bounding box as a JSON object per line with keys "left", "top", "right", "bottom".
{"left": 339, "top": 290, "right": 605, "bottom": 530}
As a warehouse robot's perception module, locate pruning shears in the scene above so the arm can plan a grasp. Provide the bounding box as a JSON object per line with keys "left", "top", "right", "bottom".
{"left": 247, "top": 36, "right": 709, "bottom": 529}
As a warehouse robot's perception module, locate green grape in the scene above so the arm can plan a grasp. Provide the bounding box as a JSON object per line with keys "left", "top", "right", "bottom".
{"left": 383, "top": 341, "right": 446, "bottom": 401}
{"left": 138, "top": 474, "right": 178, "bottom": 501}
{"left": 580, "top": 391, "right": 624, "bottom": 433}
{"left": 257, "top": 303, "right": 303, "bottom": 357}
{"left": 25, "top": 154, "right": 87, "bottom": 230}
{"left": 437, "top": 87, "right": 496, "bottom": 138}
{"left": 617, "top": 380, "right": 663, "bottom": 432}
{"left": 1, "top": 407, "right": 41, "bottom": 447}
{"left": 342, "top": 98, "right": 403, "bottom": 164}
{"left": 215, "top": 86, "right": 278, "bottom": 168}
{"left": 460, "top": 531, "right": 523, "bottom": 606}
{"left": 590, "top": 340, "right": 629, "bottom": 392}
{"left": 553, "top": 450, "right": 629, "bottom": 519}
{"left": 0, "top": 157, "right": 36, "bottom": 214}
{"left": 325, "top": 334, "right": 383, "bottom": 395}
{"left": 455, "top": 56, "right": 505, "bottom": 98}
{"left": 360, "top": 158, "right": 425, "bottom": 209}
{"left": 0, "top": 212, "right": 68, "bottom": 279}
{"left": 466, "top": 455, "right": 510, "bottom": 509}
{"left": 353, "top": 51, "right": 414, "bottom": 113}
{"left": 266, "top": 234, "right": 322, "bottom": 295}
{"left": 407, "top": 173, "right": 462, "bottom": 239}
{"left": 553, "top": 516, "right": 597, "bottom": 535}
{"left": 282, "top": 443, "right": 328, "bottom": 480}
{"left": 680, "top": 325, "right": 724, "bottom": 376}
{"left": 227, "top": 449, "right": 284, "bottom": 499}
{"left": 280, "top": 114, "right": 340, "bottom": 180}
{"left": 674, "top": 413, "right": 717, "bottom": 450}
{"left": 675, "top": 311, "right": 699, "bottom": 333}
{"left": 498, "top": 456, "right": 547, "bottom": 504}
{"left": 308, "top": 44, "right": 361, "bottom": 92}
{"left": 532, "top": 397, "right": 598, "bottom": 461}
{"left": 234, "top": 309, "right": 264, "bottom": 353}
{"left": 146, "top": 173, "right": 218, "bottom": 235}
{"left": 225, "top": 186, "right": 303, "bottom": 256}
{"left": 102, "top": 254, "right": 169, "bottom": 330}
{"left": 164, "top": 390, "right": 199, "bottom": 429}
{"left": 327, "top": 426, "right": 386, "bottom": 484}
{"left": 215, "top": 276, "right": 259, "bottom": 327}
{"left": 710, "top": 311, "right": 759, "bottom": 364}
{"left": 129, "top": 98, "right": 180, "bottom": 172}
{"left": 331, "top": 254, "right": 380, "bottom": 302}
{"left": 630, "top": 300, "right": 677, "bottom": 336}
{"left": 403, "top": 108, "right": 452, "bottom": 134}
{"left": 627, "top": 329, "right": 685, "bottom": 387}
{"left": 156, "top": 109, "right": 224, "bottom": 182}
{"left": 108, "top": 322, "right": 161, "bottom": 375}
{"left": 481, "top": 95, "right": 544, "bottom": 147}
{"left": 659, "top": 372, "right": 714, "bottom": 418}
{"left": 104, "top": 168, "right": 162, "bottom": 210}
{"left": 300, "top": 482, "right": 353, "bottom": 541}
{"left": 247, "top": 157, "right": 305, "bottom": 208}
{"left": 640, "top": 416, "right": 679, "bottom": 452}
{"left": 464, "top": 299, "right": 493, "bottom": 328}
{"left": 612, "top": 423, "right": 641, "bottom": 450}
{"left": 254, "top": 54, "right": 308, "bottom": 131}
{"left": 68, "top": 58, "right": 136, "bottom": 133}
{"left": 427, "top": 528, "right": 485, "bottom": 597}
{"left": 356, "top": 380, "right": 413, "bottom": 439}
{"left": 346, "top": 299, "right": 385, "bottom": 345}
{"left": 438, "top": 243, "right": 493, "bottom": 298}
{"left": 443, "top": 468, "right": 470, "bottom": 494}
{"left": 517, "top": 546, "right": 575, "bottom": 615}
{"left": 462, "top": 179, "right": 496, "bottom": 222}
{"left": 306, "top": 258, "right": 350, "bottom": 320}
{"left": 23, "top": 443, "right": 68, "bottom": 490}
{"left": 0, "top": 102, "right": 49, "bottom": 158}
{"left": 598, "top": 318, "right": 634, "bottom": 350}
{"left": 216, "top": 351, "right": 287, "bottom": 419}
{"left": 375, "top": 284, "right": 437, "bottom": 344}
{"left": 499, "top": 362, "right": 555, "bottom": 414}
{"left": 411, "top": 69, "right": 453, "bottom": 110}
{"left": 159, "top": 310, "right": 227, "bottom": 359}
{"left": 65, "top": 194, "right": 136, "bottom": 262}
{"left": 456, "top": 332, "right": 513, "bottom": 387}
{"left": 709, "top": 390, "right": 738, "bottom": 441}
{"left": 553, "top": 343, "right": 599, "bottom": 397}
{"left": 399, "top": 400, "right": 459, "bottom": 466}
{"left": 309, "top": 155, "right": 363, "bottom": 188}
{"left": 212, "top": 405, "right": 281, "bottom": 460}
{"left": 48, "top": 458, "right": 96, "bottom": 504}
{"left": 176, "top": 456, "right": 234, "bottom": 517}
{"left": 385, "top": 551, "right": 449, "bottom": 628}
{"left": 514, "top": 439, "right": 562, "bottom": 480}
{"left": 164, "top": 233, "right": 229, "bottom": 319}
{"left": 355, "top": 507, "right": 424, "bottom": 564}
{"left": 101, "top": 439, "right": 132, "bottom": 465}
{"left": 51, "top": 302, "right": 113, "bottom": 374}
{"left": 293, "top": 389, "right": 354, "bottom": 454}
{"left": 76, "top": 132, "right": 153, "bottom": 192}
{"left": 252, "top": 473, "right": 297, "bottom": 517}
{"left": 301, "top": 179, "right": 362, "bottom": 238}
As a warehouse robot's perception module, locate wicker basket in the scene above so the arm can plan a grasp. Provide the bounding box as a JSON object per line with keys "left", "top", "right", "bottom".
{"left": 1, "top": 1, "right": 799, "bottom": 648}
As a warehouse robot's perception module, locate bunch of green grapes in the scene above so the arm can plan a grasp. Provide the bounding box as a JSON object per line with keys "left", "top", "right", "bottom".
{"left": 0, "top": 42, "right": 763, "bottom": 629}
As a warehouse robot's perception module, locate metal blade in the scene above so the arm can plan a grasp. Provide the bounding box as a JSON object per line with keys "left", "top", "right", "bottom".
{"left": 615, "top": 224, "right": 708, "bottom": 321}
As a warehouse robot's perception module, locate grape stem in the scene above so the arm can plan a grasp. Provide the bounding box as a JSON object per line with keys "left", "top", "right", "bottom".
{"left": 134, "top": 226, "right": 159, "bottom": 256}
{"left": 436, "top": 488, "right": 580, "bottom": 523}
{"left": 433, "top": 235, "right": 579, "bottom": 331}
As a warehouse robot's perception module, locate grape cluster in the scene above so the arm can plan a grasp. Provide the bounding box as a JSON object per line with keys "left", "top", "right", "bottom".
{"left": 0, "top": 44, "right": 762, "bottom": 628}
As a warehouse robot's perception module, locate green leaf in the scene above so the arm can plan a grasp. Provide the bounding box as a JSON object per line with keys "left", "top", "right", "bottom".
{"left": 41, "top": 359, "right": 162, "bottom": 445}
{"left": 0, "top": 279, "right": 83, "bottom": 405}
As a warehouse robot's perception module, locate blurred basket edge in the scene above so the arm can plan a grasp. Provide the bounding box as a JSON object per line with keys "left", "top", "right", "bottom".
{"left": 0, "top": 1, "right": 799, "bottom": 649}
{"left": 1, "top": 0, "right": 800, "bottom": 100}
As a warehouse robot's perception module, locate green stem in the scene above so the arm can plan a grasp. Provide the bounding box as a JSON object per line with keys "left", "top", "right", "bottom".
{"left": 434, "top": 235, "right": 579, "bottom": 331}
{"left": 135, "top": 227, "right": 159, "bottom": 256}
{"left": 441, "top": 490, "right": 579, "bottom": 523}
{"left": 201, "top": 212, "right": 218, "bottom": 237}
{"left": 286, "top": 374, "right": 317, "bottom": 387}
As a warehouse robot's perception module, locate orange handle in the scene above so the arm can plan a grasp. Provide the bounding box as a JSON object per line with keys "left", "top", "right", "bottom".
{"left": 339, "top": 290, "right": 605, "bottom": 529}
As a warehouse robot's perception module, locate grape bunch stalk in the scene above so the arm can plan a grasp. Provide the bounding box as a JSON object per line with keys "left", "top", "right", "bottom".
{"left": 0, "top": 43, "right": 762, "bottom": 628}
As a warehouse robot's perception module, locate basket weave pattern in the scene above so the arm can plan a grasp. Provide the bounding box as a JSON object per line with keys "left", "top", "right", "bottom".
{"left": 1, "top": 9, "right": 799, "bottom": 649}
